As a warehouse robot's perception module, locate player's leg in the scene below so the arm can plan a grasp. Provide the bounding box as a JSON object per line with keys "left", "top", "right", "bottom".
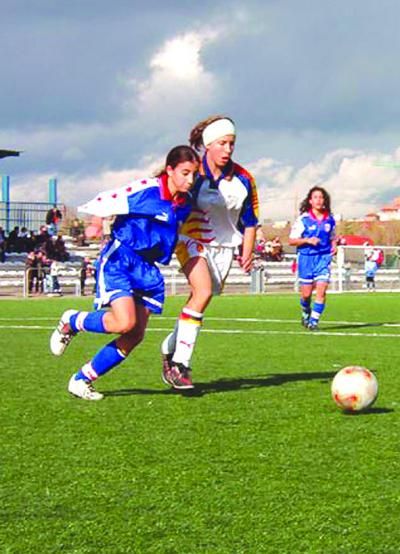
{"left": 297, "top": 254, "right": 313, "bottom": 326}
{"left": 308, "top": 254, "right": 331, "bottom": 330}
{"left": 50, "top": 242, "right": 137, "bottom": 355}
{"left": 161, "top": 236, "right": 213, "bottom": 388}
{"left": 300, "top": 284, "right": 313, "bottom": 326}
{"left": 308, "top": 280, "right": 329, "bottom": 329}
{"left": 50, "top": 295, "right": 137, "bottom": 356}
{"left": 162, "top": 256, "right": 212, "bottom": 389}
{"left": 68, "top": 297, "right": 148, "bottom": 401}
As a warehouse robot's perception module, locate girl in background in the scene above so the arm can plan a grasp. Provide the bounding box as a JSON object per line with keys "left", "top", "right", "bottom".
{"left": 289, "top": 186, "right": 336, "bottom": 330}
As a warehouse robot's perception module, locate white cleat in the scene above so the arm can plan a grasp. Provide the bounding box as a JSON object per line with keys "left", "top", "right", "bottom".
{"left": 50, "top": 309, "right": 79, "bottom": 356}
{"left": 68, "top": 375, "right": 104, "bottom": 401}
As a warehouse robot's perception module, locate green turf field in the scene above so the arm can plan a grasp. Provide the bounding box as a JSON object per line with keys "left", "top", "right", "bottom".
{"left": 1, "top": 293, "right": 400, "bottom": 553}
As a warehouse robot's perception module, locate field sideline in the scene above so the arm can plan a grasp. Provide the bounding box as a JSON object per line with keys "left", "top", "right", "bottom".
{"left": 1, "top": 292, "right": 400, "bottom": 553}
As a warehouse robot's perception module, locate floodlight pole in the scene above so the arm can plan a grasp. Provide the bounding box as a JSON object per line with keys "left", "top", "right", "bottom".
{"left": 49, "top": 178, "right": 58, "bottom": 206}
{"left": 1, "top": 175, "right": 10, "bottom": 233}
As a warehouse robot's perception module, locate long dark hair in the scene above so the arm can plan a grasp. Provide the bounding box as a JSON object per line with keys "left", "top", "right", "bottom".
{"left": 189, "top": 115, "right": 235, "bottom": 152}
{"left": 299, "top": 186, "right": 332, "bottom": 214}
{"left": 155, "top": 145, "right": 200, "bottom": 176}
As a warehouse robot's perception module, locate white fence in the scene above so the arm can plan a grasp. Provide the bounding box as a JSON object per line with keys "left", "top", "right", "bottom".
{"left": 1, "top": 246, "right": 399, "bottom": 297}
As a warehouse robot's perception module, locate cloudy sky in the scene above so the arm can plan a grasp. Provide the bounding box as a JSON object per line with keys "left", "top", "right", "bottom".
{"left": 1, "top": 0, "right": 400, "bottom": 221}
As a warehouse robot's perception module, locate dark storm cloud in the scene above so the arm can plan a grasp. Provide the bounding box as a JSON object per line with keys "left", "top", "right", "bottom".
{"left": 207, "top": 1, "right": 400, "bottom": 134}
{"left": 0, "top": 0, "right": 220, "bottom": 128}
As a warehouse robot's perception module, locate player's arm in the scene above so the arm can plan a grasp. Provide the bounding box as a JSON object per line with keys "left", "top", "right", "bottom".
{"left": 239, "top": 226, "right": 256, "bottom": 273}
{"left": 289, "top": 236, "right": 320, "bottom": 246}
{"left": 288, "top": 217, "right": 320, "bottom": 246}
{"left": 237, "top": 172, "right": 259, "bottom": 272}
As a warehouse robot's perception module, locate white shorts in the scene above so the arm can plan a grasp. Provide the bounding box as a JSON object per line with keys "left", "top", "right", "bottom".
{"left": 175, "top": 237, "right": 234, "bottom": 295}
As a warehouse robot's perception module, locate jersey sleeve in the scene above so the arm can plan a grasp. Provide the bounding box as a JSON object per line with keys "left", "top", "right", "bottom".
{"left": 330, "top": 218, "right": 336, "bottom": 241}
{"left": 237, "top": 167, "right": 259, "bottom": 228}
{"left": 78, "top": 179, "right": 161, "bottom": 218}
{"left": 289, "top": 216, "right": 305, "bottom": 239}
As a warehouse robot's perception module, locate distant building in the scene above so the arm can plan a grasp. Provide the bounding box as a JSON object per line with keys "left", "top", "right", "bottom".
{"left": 365, "top": 213, "right": 380, "bottom": 222}
{"left": 374, "top": 197, "right": 400, "bottom": 221}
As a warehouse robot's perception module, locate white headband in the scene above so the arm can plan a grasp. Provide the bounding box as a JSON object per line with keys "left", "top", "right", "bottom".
{"left": 202, "top": 119, "right": 236, "bottom": 147}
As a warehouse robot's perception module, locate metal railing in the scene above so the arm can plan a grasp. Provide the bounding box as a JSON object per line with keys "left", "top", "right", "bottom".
{"left": 0, "top": 201, "right": 65, "bottom": 233}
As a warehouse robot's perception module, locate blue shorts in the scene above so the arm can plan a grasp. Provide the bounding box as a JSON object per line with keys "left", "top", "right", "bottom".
{"left": 94, "top": 240, "right": 165, "bottom": 314}
{"left": 298, "top": 253, "right": 332, "bottom": 285}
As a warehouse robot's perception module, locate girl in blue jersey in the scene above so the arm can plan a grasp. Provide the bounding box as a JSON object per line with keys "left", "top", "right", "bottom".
{"left": 50, "top": 145, "right": 200, "bottom": 400}
{"left": 289, "top": 186, "right": 336, "bottom": 330}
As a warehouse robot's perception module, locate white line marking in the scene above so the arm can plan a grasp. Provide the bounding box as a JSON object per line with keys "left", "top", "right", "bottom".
{"left": 1, "top": 316, "right": 400, "bottom": 327}
{"left": 0, "top": 325, "right": 398, "bottom": 338}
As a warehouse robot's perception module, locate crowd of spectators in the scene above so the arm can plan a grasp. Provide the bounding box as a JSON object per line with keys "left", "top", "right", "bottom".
{"left": 255, "top": 235, "right": 284, "bottom": 261}
{"left": 23, "top": 230, "right": 71, "bottom": 295}
{"left": 0, "top": 225, "right": 70, "bottom": 261}
{"left": 0, "top": 209, "right": 99, "bottom": 296}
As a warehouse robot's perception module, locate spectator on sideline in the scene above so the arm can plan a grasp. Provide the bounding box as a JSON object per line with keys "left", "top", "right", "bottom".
{"left": 25, "top": 250, "right": 46, "bottom": 294}
{"left": 54, "top": 233, "right": 70, "bottom": 262}
{"left": 364, "top": 247, "right": 382, "bottom": 291}
{"left": 0, "top": 227, "right": 6, "bottom": 262}
{"left": 80, "top": 256, "right": 94, "bottom": 296}
{"left": 46, "top": 207, "right": 62, "bottom": 236}
{"left": 7, "top": 226, "right": 19, "bottom": 252}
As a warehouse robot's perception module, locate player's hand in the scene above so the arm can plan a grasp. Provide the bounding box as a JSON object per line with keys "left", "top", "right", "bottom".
{"left": 238, "top": 254, "right": 253, "bottom": 273}
{"left": 307, "top": 237, "right": 320, "bottom": 246}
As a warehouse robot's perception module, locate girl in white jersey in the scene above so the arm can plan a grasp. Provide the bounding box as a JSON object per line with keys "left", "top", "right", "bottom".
{"left": 161, "top": 115, "right": 259, "bottom": 389}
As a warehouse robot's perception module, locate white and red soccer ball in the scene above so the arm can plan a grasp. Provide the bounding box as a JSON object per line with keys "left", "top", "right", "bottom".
{"left": 331, "top": 366, "right": 378, "bottom": 412}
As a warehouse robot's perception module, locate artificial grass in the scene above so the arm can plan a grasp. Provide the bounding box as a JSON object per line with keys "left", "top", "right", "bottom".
{"left": 1, "top": 293, "right": 399, "bottom": 553}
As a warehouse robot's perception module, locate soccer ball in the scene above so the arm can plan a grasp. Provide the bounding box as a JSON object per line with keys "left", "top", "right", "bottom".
{"left": 331, "top": 366, "right": 378, "bottom": 412}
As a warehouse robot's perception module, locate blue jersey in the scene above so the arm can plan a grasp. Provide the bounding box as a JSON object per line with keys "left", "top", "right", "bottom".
{"left": 79, "top": 175, "right": 191, "bottom": 265}
{"left": 78, "top": 174, "right": 192, "bottom": 313}
{"left": 289, "top": 211, "right": 336, "bottom": 256}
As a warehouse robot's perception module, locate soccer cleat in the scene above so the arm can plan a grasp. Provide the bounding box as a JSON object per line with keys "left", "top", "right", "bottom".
{"left": 301, "top": 314, "right": 310, "bottom": 327}
{"left": 307, "top": 321, "right": 319, "bottom": 331}
{"left": 68, "top": 374, "right": 104, "bottom": 401}
{"left": 161, "top": 353, "right": 174, "bottom": 386}
{"left": 50, "top": 309, "right": 78, "bottom": 356}
{"left": 168, "top": 362, "right": 194, "bottom": 390}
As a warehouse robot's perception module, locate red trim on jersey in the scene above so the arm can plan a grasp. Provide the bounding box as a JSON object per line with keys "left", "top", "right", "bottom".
{"left": 159, "top": 173, "right": 186, "bottom": 206}
{"left": 308, "top": 209, "right": 329, "bottom": 221}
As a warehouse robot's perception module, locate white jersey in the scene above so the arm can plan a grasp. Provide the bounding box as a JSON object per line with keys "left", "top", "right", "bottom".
{"left": 179, "top": 161, "right": 258, "bottom": 248}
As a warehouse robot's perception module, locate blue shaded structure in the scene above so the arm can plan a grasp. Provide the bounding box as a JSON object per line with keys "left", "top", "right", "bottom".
{"left": 49, "top": 178, "right": 58, "bottom": 206}
{"left": 0, "top": 176, "right": 63, "bottom": 233}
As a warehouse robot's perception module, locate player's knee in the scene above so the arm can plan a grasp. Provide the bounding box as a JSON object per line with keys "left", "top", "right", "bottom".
{"left": 114, "top": 316, "right": 136, "bottom": 335}
{"left": 192, "top": 287, "right": 212, "bottom": 307}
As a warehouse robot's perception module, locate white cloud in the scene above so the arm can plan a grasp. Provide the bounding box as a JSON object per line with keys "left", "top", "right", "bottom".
{"left": 249, "top": 148, "right": 400, "bottom": 222}
{"left": 124, "top": 30, "right": 219, "bottom": 125}
{"left": 8, "top": 147, "right": 400, "bottom": 227}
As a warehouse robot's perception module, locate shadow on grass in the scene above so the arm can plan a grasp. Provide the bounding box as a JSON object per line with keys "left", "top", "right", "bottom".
{"left": 104, "top": 370, "right": 337, "bottom": 398}
{"left": 327, "top": 321, "right": 399, "bottom": 331}
{"left": 341, "top": 406, "right": 394, "bottom": 416}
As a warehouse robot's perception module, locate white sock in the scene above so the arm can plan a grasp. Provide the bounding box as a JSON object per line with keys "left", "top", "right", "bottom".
{"left": 172, "top": 308, "right": 203, "bottom": 367}
{"left": 161, "top": 330, "right": 177, "bottom": 356}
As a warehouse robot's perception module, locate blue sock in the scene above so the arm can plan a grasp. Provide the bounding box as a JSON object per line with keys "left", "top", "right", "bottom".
{"left": 310, "top": 302, "right": 325, "bottom": 324}
{"left": 75, "top": 340, "right": 126, "bottom": 381}
{"left": 300, "top": 298, "right": 311, "bottom": 317}
{"left": 70, "top": 310, "right": 107, "bottom": 334}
